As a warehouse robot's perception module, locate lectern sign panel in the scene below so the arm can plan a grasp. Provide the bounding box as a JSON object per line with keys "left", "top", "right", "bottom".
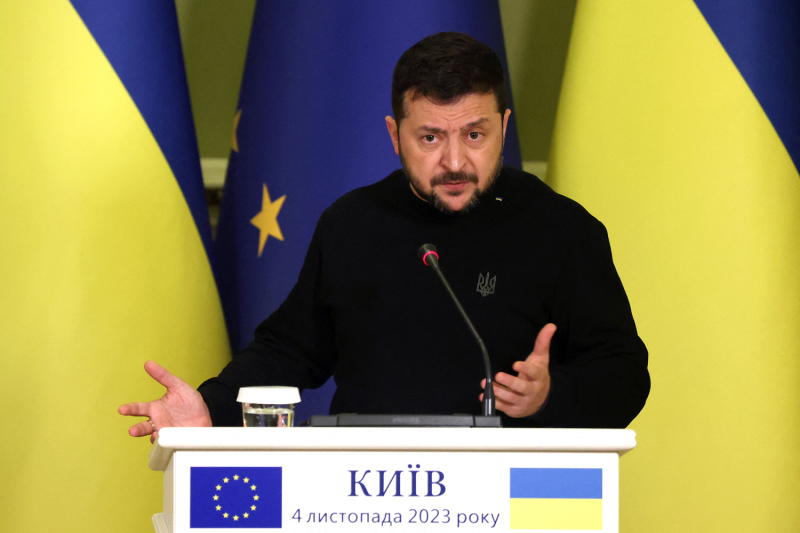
{"left": 171, "top": 450, "right": 619, "bottom": 532}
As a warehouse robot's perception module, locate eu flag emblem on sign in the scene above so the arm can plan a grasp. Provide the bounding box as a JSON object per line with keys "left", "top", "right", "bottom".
{"left": 190, "top": 467, "right": 282, "bottom": 528}
{"left": 510, "top": 468, "right": 603, "bottom": 530}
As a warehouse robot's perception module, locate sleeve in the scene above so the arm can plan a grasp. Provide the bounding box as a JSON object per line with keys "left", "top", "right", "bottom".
{"left": 197, "top": 218, "right": 337, "bottom": 426}
{"left": 529, "top": 218, "right": 650, "bottom": 428}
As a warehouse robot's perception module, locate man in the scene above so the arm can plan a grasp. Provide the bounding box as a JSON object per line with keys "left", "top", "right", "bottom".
{"left": 120, "top": 33, "right": 649, "bottom": 440}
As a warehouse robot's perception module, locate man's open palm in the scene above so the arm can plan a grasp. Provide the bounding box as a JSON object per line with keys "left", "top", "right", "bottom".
{"left": 118, "top": 361, "right": 212, "bottom": 443}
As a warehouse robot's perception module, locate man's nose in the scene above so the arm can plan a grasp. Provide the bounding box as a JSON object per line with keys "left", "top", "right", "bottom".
{"left": 440, "top": 138, "right": 466, "bottom": 172}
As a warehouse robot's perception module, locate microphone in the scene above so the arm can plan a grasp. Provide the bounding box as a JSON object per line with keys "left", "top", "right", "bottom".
{"left": 417, "top": 244, "right": 497, "bottom": 417}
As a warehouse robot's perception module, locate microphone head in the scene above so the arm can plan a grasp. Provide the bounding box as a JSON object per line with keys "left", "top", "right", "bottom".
{"left": 417, "top": 243, "right": 437, "bottom": 259}
{"left": 418, "top": 243, "right": 439, "bottom": 266}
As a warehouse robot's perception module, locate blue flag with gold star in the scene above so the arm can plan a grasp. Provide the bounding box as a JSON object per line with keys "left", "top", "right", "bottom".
{"left": 214, "top": 0, "right": 521, "bottom": 421}
{"left": 190, "top": 467, "right": 282, "bottom": 528}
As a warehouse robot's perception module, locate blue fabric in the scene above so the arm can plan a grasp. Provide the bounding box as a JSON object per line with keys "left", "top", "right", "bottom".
{"left": 214, "top": 0, "right": 522, "bottom": 422}
{"left": 190, "top": 467, "right": 282, "bottom": 528}
{"left": 69, "top": 0, "right": 214, "bottom": 260}
{"left": 694, "top": 0, "right": 800, "bottom": 172}
{"left": 510, "top": 468, "right": 603, "bottom": 499}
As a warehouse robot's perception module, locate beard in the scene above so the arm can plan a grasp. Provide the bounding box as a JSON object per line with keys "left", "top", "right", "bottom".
{"left": 400, "top": 146, "right": 504, "bottom": 214}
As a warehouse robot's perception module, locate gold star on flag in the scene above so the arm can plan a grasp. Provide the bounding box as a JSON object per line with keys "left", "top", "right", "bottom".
{"left": 234, "top": 515, "right": 239, "bottom": 521}
{"left": 223, "top": 477, "right": 229, "bottom": 483}
{"left": 216, "top": 505, "right": 221, "bottom": 511}
{"left": 251, "top": 505, "right": 257, "bottom": 511}
{"left": 216, "top": 485, "right": 221, "bottom": 490}
{"left": 213, "top": 495, "right": 219, "bottom": 501}
{"left": 254, "top": 495, "right": 259, "bottom": 501}
{"left": 244, "top": 477, "right": 249, "bottom": 483}
{"left": 244, "top": 513, "right": 249, "bottom": 518}
{"left": 251, "top": 485, "right": 257, "bottom": 490}
{"left": 233, "top": 475, "right": 239, "bottom": 480}
{"left": 250, "top": 184, "right": 286, "bottom": 257}
{"left": 223, "top": 513, "right": 229, "bottom": 518}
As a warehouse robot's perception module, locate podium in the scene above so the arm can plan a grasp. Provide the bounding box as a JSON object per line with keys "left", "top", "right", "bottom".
{"left": 149, "top": 427, "right": 635, "bottom": 532}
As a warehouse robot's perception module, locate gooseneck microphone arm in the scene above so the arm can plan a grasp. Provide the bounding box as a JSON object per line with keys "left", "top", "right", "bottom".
{"left": 417, "top": 243, "right": 496, "bottom": 417}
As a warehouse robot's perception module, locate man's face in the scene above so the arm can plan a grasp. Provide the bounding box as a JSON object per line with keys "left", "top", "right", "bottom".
{"left": 386, "top": 92, "right": 511, "bottom": 213}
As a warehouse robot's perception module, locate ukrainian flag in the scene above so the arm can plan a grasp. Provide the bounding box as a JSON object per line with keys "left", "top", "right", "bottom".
{"left": 549, "top": 1, "right": 800, "bottom": 531}
{"left": 0, "top": 2, "right": 229, "bottom": 532}
{"left": 510, "top": 468, "right": 603, "bottom": 530}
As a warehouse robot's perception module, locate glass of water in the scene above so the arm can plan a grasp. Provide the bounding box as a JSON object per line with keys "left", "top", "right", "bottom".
{"left": 237, "top": 386, "right": 301, "bottom": 427}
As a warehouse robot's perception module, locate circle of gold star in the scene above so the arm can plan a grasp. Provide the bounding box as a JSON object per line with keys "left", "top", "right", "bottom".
{"left": 212, "top": 474, "right": 257, "bottom": 519}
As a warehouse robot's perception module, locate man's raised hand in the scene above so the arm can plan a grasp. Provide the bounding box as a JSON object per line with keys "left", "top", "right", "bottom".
{"left": 480, "top": 323, "right": 556, "bottom": 418}
{"left": 118, "top": 361, "right": 212, "bottom": 443}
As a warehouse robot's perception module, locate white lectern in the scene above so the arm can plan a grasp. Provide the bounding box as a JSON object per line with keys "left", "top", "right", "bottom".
{"left": 149, "top": 427, "right": 635, "bottom": 532}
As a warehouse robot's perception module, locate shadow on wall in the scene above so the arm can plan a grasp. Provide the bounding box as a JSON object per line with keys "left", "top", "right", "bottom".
{"left": 499, "top": 0, "right": 578, "bottom": 162}
{"left": 176, "top": 0, "right": 256, "bottom": 159}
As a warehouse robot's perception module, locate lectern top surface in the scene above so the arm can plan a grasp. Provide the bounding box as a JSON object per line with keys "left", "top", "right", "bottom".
{"left": 148, "top": 427, "right": 636, "bottom": 471}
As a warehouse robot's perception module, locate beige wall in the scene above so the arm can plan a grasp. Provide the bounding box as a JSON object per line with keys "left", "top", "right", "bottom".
{"left": 499, "top": 0, "right": 577, "bottom": 161}
{"left": 175, "top": 0, "right": 255, "bottom": 159}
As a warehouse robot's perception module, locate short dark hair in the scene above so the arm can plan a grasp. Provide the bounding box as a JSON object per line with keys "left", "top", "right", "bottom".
{"left": 391, "top": 32, "right": 507, "bottom": 123}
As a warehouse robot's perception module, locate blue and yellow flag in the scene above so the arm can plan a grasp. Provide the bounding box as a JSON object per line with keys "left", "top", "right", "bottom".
{"left": 215, "top": 0, "right": 522, "bottom": 421}
{"left": 510, "top": 468, "right": 603, "bottom": 530}
{"left": 549, "top": 1, "right": 800, "bottom": 531}
{"left": 0, "top": 2, "right": 229, "bottom": 532}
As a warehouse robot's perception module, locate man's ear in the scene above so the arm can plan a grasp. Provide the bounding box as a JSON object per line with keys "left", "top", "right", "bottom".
{"left": 385, "top": 116, "right": 400, "bottom": 155}
{"left": 502, "top": 109, "right": 511, "bottom": 140}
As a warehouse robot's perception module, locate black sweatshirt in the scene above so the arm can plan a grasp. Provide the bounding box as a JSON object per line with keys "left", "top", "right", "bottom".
{"left": 198, "top": 166, "right": 650, "bottom": 428}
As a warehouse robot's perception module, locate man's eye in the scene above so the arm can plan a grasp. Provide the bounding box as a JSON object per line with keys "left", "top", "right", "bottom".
{"left": 469, "top": 132, "right": 481, "bottom": 140}
{"left": 424, "top": 135, "right": 436, "bottom": 142}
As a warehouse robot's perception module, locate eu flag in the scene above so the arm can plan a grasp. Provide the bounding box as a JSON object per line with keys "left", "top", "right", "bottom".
{"left": 215, "top": 0, "right": 522, "bottom": 421}
{"left": 190, "top": 467, "right": 282, "bottom": 528}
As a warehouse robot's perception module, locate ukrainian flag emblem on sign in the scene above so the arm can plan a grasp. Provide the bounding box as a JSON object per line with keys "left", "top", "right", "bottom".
{"left": 510, "top": 468, "right": 603, "bottom": 530}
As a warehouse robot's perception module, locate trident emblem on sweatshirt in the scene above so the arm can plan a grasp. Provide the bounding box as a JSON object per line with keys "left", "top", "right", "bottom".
{"left": 476, "top": 272, "right": 496, "bottom": 297}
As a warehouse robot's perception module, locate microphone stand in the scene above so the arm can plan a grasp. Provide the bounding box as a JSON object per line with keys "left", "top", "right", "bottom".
{"left": 418, "top": 244, "right": 497, "bottom": 417}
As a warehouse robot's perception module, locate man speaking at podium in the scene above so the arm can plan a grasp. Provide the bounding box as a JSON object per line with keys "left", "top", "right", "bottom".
{"left": 120, "top": 33, "right": 649, "bottom": 439}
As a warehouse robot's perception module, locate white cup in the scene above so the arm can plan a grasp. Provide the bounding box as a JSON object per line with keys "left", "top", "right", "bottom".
{"left": 237, "top": 386, "right": 301, "bottom": 427}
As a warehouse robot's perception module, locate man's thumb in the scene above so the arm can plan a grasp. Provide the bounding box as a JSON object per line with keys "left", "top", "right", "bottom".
{"left": 532, "top": 323, "right": 557, "bottom": 357}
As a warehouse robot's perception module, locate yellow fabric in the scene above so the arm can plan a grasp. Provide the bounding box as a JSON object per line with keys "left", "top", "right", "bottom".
{"left": 0, "top": 3, "right": 230, "bottom": 532}
{"left": 549, "top": 1, "right": 800, "bottom": 531}
{"left": 510, "top": 498, "right": 602, "bottom": 530}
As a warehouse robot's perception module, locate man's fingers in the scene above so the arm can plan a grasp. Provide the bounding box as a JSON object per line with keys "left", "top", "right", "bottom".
{"left": 480, "top": 378, "right": 509, "bottom": 390}
{"left": 493, "top": 383, "right": 525, "bottom": 405}
{"left": 493, "top": 396, "right": 521, "bottom": 417}
{"left": 512, "top": 360, "right": 547, "bottom": 382}
{"left": 119, "top": 402, "right": 151, "bottom": 417}
{"left": 479, "top": 392, "right": 523, "bottom": 416}
{"left": 481, "top": 378, "right": 526, "bottom": 405}
{"left": 144, "top": 360, "right": 184, "bottom": 390}
{"left": 494, "top": 371, "right": 533, "bottom": 394}
{"left": 128, "top": 420, "right": 156, "bottom": 438}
